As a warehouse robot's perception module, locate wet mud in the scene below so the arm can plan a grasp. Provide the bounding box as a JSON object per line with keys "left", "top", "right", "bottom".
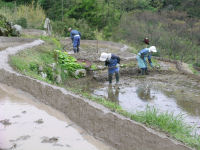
{"left": 89, "top": 74, "right": 200, "bottom": 132}
{"left": 0, "top": 83, "right": 114, "bottom": 150}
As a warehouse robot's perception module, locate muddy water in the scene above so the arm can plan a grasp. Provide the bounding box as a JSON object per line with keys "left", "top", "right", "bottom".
{"left": 0, "top": 84, "right": 114, "bottom": 150}
{"left": 91, "top": 75, "right": 200, "bottom": 131}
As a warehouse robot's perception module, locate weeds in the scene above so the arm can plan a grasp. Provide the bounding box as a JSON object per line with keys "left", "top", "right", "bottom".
{"left": 0, "top": 2, "right": 45, "bottom": 29}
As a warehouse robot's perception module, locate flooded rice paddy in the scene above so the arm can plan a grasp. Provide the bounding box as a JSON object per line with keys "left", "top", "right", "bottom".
{"left": 0, "top": 83, "right": 113, "bottom": 150}
{"left": 86, "top": 74, "right": 200, "bottom": 132}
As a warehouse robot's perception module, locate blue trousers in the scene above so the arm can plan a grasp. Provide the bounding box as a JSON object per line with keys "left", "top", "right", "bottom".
{"left": 73, "top": 36, "right": 80, "bottom": 53}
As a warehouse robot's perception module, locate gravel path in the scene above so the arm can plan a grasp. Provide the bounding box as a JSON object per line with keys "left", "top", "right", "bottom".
{"left": 0, "top": 39, "right": 44, "bottom": 71}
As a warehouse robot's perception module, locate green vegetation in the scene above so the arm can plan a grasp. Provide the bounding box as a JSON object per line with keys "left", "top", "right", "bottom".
{"left": 10, "top": 36, "right": 87, "bottom": 83}
{"left": 55, "top": 49, "right": 84, "bottom": 78}
{"left": 189, "top": 64, "right": 200, "bottom": 75}
{"left": 10, "top": 41, "right": 56, "bottom": 83}
{"left": 90, "top": 64, "right": 97, "bottom": 70}
{"left": 3, "top": 0, "right": 200, "bottom": 148}
{"left": 10, "top": 39, "right": 200, "bottom": 148}
{"left": 1, "top": 0, "right": 200, "bottom": 67}
{"left": 0, "top": 14, "right": 17, "bottom": 36}
{"left": 0, "top": 1, "right": 45, "bottom": 29}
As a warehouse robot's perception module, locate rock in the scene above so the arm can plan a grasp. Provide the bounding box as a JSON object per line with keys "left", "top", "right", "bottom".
{"left": 40, "top": 72, "right": 47, "bottom": 78}
{"left": 41, "top": 137, "right": 58, "bottom": 143}
{"left": 93, "top": 71, "right": 107, "bottom": 81}
{"left": 34, "top": 119, "right": 44, "bottom": 124}
{"left": 38, "top": 66, "right": 43, "bottom": 72}
{"left": 49, "top": 63, "right": 56, "bottom": 71}
{"left": 12, "top": 24, "right": 22, "bottom": 35}
{"left": 0, "top": 119, "right": 11, "bottom": 126}
{"left": 97, "top": 65, "right": 105, "bottom": 70}
{"left": 0, "top": 15, "right": 19, "bottom": 36}
{"left": 75, "top": 69, "right": 86, "bottom": 77}
{"left": 55, "top": 74, "right": 62, "bottom": 83}
{"left": 64, "top": 70, "right": 68, "bottom": 74}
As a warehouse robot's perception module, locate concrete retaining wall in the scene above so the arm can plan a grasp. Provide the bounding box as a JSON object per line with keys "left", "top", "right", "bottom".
{"left": 0, "top": 40, "right": 193, "bottom": 150}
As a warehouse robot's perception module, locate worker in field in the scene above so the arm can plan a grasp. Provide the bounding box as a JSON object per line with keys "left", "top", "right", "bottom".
{"left": 100, "top": 52, "right": 120, "bottom": 85}
{"left": 68, "top": 27, "right": 81, "bottom": 53}
{"left": 143, "top": 37, "right": 149, "bottom": 46}
{"left": 136, "top": 46, "right": 157, "bottom": 75}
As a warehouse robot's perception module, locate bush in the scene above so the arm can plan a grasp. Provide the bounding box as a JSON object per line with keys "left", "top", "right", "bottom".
{"left": 52, "top": 17, "right": 95, "bottom": 39}
{"left": 15, "top": 17, "right": 27, "bottom": 28}
{"left": 111, "top": 10, "right": 200, "bottom": 64}
{"left": 0, "top": 14, "right": 16, "bottom": 36}
{"left": 29, "top": 62, "right": 38, "bottom": 72}
{"left": 55, "top": 50, "right": 83, "bottom": 78}
{"left": 0, "top": 2, "right": 45, "bottom": 29}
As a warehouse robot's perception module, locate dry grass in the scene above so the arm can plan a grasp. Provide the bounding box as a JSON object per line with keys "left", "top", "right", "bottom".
{"left": 0, "top": 2, "right": 45, "bottom": 29}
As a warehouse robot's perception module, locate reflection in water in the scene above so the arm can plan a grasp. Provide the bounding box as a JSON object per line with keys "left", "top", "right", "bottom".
{"left": 163, "top": 90, "right": 200, "bottom": 117}
{"left": 107, "top": 85, "right": 119, "bottom": 105}
{"left": 93, "top": 81, "right": 200, "bottom": 130}
{"left": 136, "top": 85, "right": 155, "bottom": 101}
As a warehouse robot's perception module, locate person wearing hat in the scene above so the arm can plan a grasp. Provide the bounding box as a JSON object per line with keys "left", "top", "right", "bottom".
{"left": 136, "top": 46, "right": 157, "bottom": 75}
{"left": 143, "top": 37, "right": 149, "bottom": 46}
{"left": 100, "top": 52, "right": 120, "bottom": 84}
{"left": 68, "top": 27, "right": 81, "bottom": 53}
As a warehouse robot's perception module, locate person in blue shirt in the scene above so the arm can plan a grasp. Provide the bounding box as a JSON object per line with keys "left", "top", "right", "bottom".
{"left": 100, "top": 52, "right": 120, "bottom": 84}
{"left": 136, "top": 46, "right": 157, "bottom": 75}
{"left": 68, "top": 27, "right": 81, "bottom": 53}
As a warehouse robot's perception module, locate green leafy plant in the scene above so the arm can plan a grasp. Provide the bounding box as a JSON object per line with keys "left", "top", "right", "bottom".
{"left": 29, "top": 62, "right": 39, "bottom": 72}
{"left": 55, "top": 50, "right": 83, "bottom": 78}
{"left": 91, "top": 64, "right": 97, "bottom": 70}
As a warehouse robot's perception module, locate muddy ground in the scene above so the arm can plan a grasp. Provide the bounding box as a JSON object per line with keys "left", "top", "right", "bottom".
{"left": 0, "top": 83, "right": 114, "bottom": 150}
{"left": 60, "top": 38, "right": 200, "bottom": 132}
{"left": 1, "top": 32, "right": 200, "bottom": 149}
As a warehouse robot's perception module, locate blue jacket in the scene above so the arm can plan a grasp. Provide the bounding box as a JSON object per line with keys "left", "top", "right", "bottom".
{"left": 70, "top": 30, "right": 81, "bottom": 42}
{"left": 138, "top": 48, "right": 152, "bottom": 64}
{"left": 136, "top": 48, "right": 153, "bottom": 69}
{"left": 105, "top": 54, "right": 120, "bottom": 74}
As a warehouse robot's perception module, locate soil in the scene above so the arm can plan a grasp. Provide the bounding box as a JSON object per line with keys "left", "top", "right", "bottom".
{"left": 60, "top": 37, "right": 200, "bottom": 133}
{"left": 0, "top": 83, "right": 114, "bottom": 150}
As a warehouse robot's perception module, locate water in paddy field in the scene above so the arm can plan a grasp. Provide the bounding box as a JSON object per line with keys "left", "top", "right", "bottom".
{"left": 0, "top": 84, "right": 114, "bottom": 150}
{"left": 92, "top": 76, "right": 200, "bottom": 133}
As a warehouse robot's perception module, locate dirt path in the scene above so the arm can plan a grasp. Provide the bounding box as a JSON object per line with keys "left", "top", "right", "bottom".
{"left": 0, "top": 38, "right": 44, "bottom": 71}
{"left": 0, "top": 37, "right": 35, "bottom": 51}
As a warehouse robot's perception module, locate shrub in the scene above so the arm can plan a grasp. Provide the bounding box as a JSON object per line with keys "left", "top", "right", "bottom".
{"left": 0, "top": 14, "right": 15, "bottom": 36}
{"left": 29, "top": 62, "right": 38, "bottom": 72}
{"left": 0, "top": 2, "right": 46, "bottom": 29}
{"left": 15, "top": 17, "right": 27, "bottom": 28}
{"left": 55, "top": 50, "right": 83, "bottom": 78}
